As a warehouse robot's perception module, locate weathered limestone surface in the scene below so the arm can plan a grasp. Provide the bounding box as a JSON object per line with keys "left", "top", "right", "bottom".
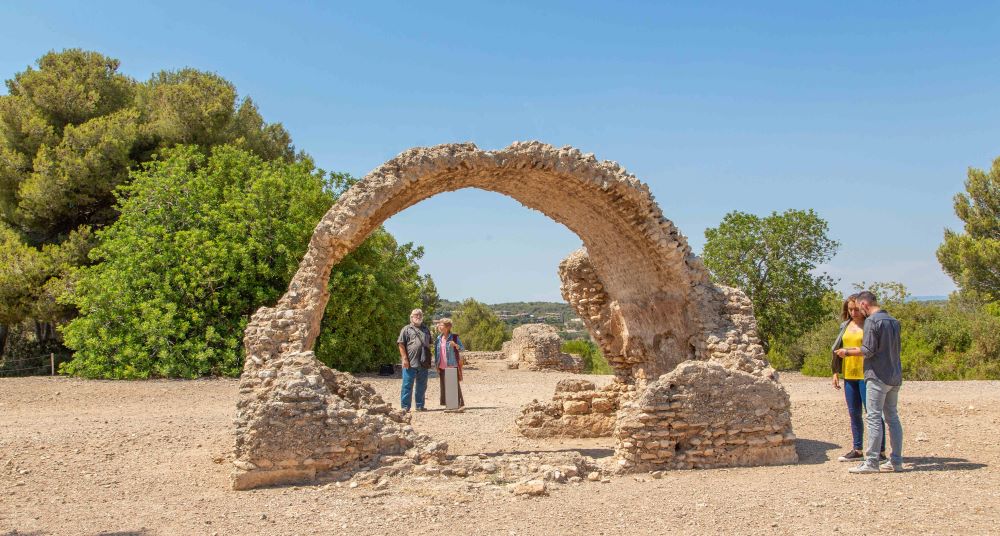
{"left": 231, "top": 351, "right": 436, "bottom": 490}
{"left": 558, "top": 249, "right": 769, "bottom": 384}
{"left": 234, "top": 141, "right": 796, "bottom": 488}
{"left": 504, "top": 324, "right": 583, "bottom": 372}
{"left": 517, "top": 379, "right": 635, "bottom": 438}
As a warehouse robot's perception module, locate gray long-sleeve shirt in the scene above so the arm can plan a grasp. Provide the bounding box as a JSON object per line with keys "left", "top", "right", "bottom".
{"left": 861, "top": 309, "right": 903, "bottom": 386}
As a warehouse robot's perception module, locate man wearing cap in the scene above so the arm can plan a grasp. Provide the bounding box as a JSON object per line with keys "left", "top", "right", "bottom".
{"left": 397, "top": 308, "right": 432, "bottom": 411}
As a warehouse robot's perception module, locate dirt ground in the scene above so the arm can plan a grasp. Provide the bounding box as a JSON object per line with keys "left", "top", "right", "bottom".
{"left": 1, "top": 360, "right": 998, "bottom": 536}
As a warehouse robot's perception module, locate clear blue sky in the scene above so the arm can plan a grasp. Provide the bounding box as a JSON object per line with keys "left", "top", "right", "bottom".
{"left": 3, "top": 1, "right": 998, "bottom": 302}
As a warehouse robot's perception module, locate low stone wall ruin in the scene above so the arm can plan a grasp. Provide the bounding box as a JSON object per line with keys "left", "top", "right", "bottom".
{"left": 517, "top": 379, "right": 634, "bottom": 438}
{"left": 612, "top": 361, "right": 797, "bottom": 472}
{"left": 461, "top": 350, "right": 505, "bottom": 361}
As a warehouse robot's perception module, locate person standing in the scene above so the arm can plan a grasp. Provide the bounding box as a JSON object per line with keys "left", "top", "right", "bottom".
{"left": 836, "top": 291, "right": 904, "bottom": 473}
{"left": 397, "top": 309, "right": 432, "bottom": 411}
{"left": 830, "top": 294, "right": 885, "bottom": 462}
{"left": 434, "top": 318, "right": 465, "bottom": 408}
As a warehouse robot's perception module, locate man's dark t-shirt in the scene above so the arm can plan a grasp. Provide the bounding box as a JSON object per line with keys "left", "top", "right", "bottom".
{"left": 397, "top": 323, "right": 432, "bottom": 368}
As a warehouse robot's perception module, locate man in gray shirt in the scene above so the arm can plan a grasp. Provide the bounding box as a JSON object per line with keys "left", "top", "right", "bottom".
{"left": 835, "top": 291, "right": 904, "bottom": 473}
{"left": 397, "top": 308, "right": 432, "bottom": 411}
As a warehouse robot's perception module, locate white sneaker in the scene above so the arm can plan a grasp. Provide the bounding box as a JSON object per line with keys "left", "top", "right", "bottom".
{"left": 848, "top": 462, "right": 880, "bottom": 474}
{"left": 879, "top": 461, "right": 903, "bottom": 472}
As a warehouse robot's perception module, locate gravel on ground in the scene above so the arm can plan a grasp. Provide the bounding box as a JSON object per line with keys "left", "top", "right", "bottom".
{"left": 1, "top": 360, "right": 998, "bottom": 535}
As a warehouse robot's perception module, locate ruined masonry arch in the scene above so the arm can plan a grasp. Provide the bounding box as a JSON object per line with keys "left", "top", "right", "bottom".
{"left": 232, "top": 142, "right": 797, "bottom": 490}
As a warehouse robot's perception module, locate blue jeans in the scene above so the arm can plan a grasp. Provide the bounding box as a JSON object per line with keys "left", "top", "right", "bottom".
{"left": 844, "top": 379, "right": 885, "bottom": 452}
{"left": 865, "top": 377, "right": 903, "bottom": 466}
{"left": 400, "top": 367, "right": 428, "bottom": 409}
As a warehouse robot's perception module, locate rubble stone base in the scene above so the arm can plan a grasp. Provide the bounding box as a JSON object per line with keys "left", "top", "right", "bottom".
{"left": 517, "top": 379, "right": 634, "bottom": 438}
{"left": 231, "top": 351, "right": 439, "bottom": 490}
{"left": 612, "top": 361, "right": 797, "bottom": 472}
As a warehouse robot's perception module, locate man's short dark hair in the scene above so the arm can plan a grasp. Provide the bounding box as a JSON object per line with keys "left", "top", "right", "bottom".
{"left": 856, "top": 291, "right": 878, "bottom": 305}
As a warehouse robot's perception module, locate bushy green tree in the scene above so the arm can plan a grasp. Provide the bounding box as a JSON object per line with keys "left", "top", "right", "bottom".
{"left": 852, "top": 281, "right": 910, "bottom": 308}
{"left": 313, "top": 231, "right": 426, "bottom": 373}
{"left": 419, "top": 274, "right": 441, "bottom": 321}
{"left": 938, "top": 156, "right": 1000, "bottom": 302}
{"left": 0, "top": 222, "right": 92, "bottom": 333}
{"left": 452, "top": 298, "right": 508, "bottom": 351}
{"left": 60, "top": 146, "right": 429, "bottom": 378}
{"left": 60, "top": 146, "right": 325, "bottom": 378}
{"left": 702, "top": 209, "right": 839, "bottom": 352}
{"left": 0, "top": 49, "right": 294, "bottom": 361}
{"left": 766, "top": 290, "right": 843, "bottom": 371}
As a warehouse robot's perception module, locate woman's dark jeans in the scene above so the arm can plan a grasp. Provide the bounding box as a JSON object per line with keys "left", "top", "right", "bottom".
{"left": 844, "top": 379, "right": 885, "bottom": 452}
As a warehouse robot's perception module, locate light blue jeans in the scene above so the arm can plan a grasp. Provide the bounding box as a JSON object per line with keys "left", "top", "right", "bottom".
{"left": 400, "top": 367, "right": 428, "bottom": 410}
{"left": 865, "top": 377, "right": 903, "bottom": 466}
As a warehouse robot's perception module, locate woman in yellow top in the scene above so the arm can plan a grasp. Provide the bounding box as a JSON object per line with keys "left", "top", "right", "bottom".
{"left": 831, "top": 294, "right": 885, "bottom": 462}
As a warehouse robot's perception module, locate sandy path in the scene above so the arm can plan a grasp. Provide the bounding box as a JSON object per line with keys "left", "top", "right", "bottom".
{"left": 1, "top": 360, "right": 998, "bottom": 535}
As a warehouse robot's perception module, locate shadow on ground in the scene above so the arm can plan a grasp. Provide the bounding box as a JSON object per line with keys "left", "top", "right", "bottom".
{"left": 477, "top": 447, "right": 615, "bottom": 459}
{"left": 905, "top": 456, "right": 987, "bottom": 472}
{"left": 795, "top": 438, "right": 840, "bottom": 464}
{"left": 418, "top": 406, "right": 499, "bottom": 412}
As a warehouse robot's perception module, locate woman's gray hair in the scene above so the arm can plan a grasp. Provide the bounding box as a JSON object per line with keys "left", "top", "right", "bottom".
{"left": 438, "top": 317, "right": 453, "bottom": 326}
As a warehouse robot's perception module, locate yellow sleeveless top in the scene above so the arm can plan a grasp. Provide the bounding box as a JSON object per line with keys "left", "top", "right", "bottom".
{"left": 841, "top": 326, "right": 865, "bottom": 380}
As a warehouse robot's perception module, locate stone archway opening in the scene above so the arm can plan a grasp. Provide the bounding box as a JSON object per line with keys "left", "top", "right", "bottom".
{"left": 231, "top": 142, "right": 797, "bottom": 490}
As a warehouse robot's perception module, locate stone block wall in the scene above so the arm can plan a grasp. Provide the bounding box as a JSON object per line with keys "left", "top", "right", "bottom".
{"left": 612, "top": 361, "right": 797, "bottom": 472}
{"left": 516, "top": 379, "right": 635, "bottom": 438}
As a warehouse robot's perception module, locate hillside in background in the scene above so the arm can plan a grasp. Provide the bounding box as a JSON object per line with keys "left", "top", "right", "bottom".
{"left": 437, "top": 299, "right": 587, "bottom": 339}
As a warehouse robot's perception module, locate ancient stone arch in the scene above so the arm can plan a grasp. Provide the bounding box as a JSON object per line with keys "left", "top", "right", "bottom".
{"left": 232, "top": 142, "right": 797, "bottom": 490}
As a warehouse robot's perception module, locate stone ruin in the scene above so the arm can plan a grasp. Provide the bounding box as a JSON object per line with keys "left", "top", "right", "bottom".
{"left": 231, "top": 352, "right": 433, "bottom": 490}
{"left": 614, "top": 361, "right": 795, "bottom": 471}
{"left": 461, "top": 350, "right": 505, "bottom": 361}
{"left": 517, "top": 378, "right": 631, "bottom": 438}
{"left": 504, "top": 323, "right": 583, "bottom": 372}
{"left": 232, "top": 141, "right": 797, "bottom": 490}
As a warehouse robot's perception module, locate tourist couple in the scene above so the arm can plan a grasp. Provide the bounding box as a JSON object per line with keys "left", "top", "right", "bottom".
{"left": 396, "top": 308, "right": 465, "bottom": 411}
{"left": 830, "top": 291, "right": 904, "bottom": 473}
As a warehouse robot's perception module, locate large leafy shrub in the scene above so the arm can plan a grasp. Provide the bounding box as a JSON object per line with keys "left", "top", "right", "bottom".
{"left": 0, "top": 49, "right": 294, "bottom": 366}
{"left": 61, "top": 146, "right": 426, "bottom": 378}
